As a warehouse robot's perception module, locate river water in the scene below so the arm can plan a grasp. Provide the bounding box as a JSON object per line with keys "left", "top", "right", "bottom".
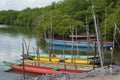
{"left": 0, "top": 25, "right": 120, "bottom": 80}
{"left": 0, "top": 25, "right": 37, "bottom": 80}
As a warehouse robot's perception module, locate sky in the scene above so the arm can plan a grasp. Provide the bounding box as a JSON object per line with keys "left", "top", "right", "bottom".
{"left": 0, "top": 0, "right": 62, "bottom": 11}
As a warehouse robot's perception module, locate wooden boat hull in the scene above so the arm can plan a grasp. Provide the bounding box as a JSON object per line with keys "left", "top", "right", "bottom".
{"left": 12, "top": 65, "right": 59, "bottom": 74}
{"left": 32, "top": 57, "right": 91, "bottom": 64}
{"left": 45, "top": 38, "right": 112, "bottom": 48}
{"left": 46, "top": 46, "right": 111, "bottom": 54}
{"left": 3, "top": 61, "right": 82, "bottom": 74}
{"left": 29, "top": 52, "right": 99, "bottom": 59}
{"left": 25, "top": 53, "right": 97, "bottom": 64}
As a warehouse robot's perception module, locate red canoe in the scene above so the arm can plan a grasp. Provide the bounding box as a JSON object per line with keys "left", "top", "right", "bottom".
{"left": 3, "top": 61, "right": 83, "bottom": 74}
{"left": 12, "top": 65, "right": 82, "bottom": 74}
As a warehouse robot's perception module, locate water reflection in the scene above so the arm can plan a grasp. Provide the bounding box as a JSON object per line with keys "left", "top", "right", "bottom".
{"left": 0, "top": 24, "right": 9, "bottom": 28}
{"left": 46, "top": 45, "right": 111, "bottom": 54}
{"left": 0, "top": 25, "right": 36, "bottom": 80}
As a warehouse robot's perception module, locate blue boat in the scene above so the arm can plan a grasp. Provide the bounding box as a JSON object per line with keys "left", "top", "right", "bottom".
{"left": 46, "top": 45, "right": 111, "bottom": 54}
{"left": 45, "top": 38, "right": 113, "bottom": 48}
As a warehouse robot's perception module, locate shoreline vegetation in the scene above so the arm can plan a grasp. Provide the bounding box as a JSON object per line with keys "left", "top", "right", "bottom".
{"left": 0, "top": 0, "right": 120, "bottom": 41}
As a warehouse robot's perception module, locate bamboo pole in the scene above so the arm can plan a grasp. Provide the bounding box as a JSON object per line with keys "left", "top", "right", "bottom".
{"left": 70, "top": 26, "right": 74, "bottom": 63}
{"left": 104, "top": 2, "right": 107, "bottom": 42}
{"left": 110, "top": 23, "right": 117, "bottom": 64}
{"left": 23, "top": 39, "right": 30, "bottom": 56}
{"left": 22, "top": 40, "right": 25, "bottom": 80}
{"left": 36, "top": 32, "right": 40, "bottom": 66}
{"left": 91, "top": 2, "right": 103, "bottom": 68}
{"left": 49, "top": 11, "right": 53, "bottom": 62}
{"left": 71, "top": 27, "right": 77, "bottom": 70}
{"left": 36, "top": 47, "right": 40, "bottom": 66}
{"left": 116, "top": 25, "right": 120, "bottom": 34}
{"left": 96, "top": 16, "right": 104, "bottom": 64}
{"left": 62, "top": 47, "right": 66, "bottom": 69}
{"left": 74, "top": 26, "right": 77, "bottom": 70}
{"left": 42, "top": 9, "right": 47, "bottom": 40}
{"left": 76, "top": 27, "right": 80, "bottom": 58}
{"left": 93, "top": 35, "right": 97, "bottom": 69}
{"left": 62, "top": 35, "right": 66, "bottom": 59}
{"left": 86, "top": 16, "right": 90, "bottom": 64}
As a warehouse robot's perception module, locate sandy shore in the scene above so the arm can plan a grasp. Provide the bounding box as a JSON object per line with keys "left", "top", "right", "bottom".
{"left": 31, "top": 73, "right": 120, "bottom": 80}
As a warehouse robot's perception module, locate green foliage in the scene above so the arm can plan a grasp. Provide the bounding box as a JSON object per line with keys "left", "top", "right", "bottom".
{"left": 0, "top": 0, "right": 120, "bottom": 41}
{"left": 14, "top": 8, "right": 42, "bottom": 26}
{"left": 0, "top": 10, "right": 19, "bottom": 24}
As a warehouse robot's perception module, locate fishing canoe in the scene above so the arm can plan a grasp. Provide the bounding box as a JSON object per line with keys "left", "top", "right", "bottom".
{"left": 23, "top": 53, "right": 98, "bottom": 64}
{"left": 45, "top": 38, "right": 112, "bottom": 48}
{"left": 33, "top": 57, "right": 114, "bottom": 65}
{"left": 28, "top": 55, "right": 112, "bottom": 65}
{"left": 26, "top": 52, "right": 99, "bottom": 64}
{"left": 46, "top": 45, "right": 111, "bottom": 54}
{"left": 3, "top": 61, "right": 82, "bottom": 74}
{"left": 29, "top": 52, "right": 99, "bottom": 59}
{"left": 32, "top": 57, "right": 91, "bottom": 64}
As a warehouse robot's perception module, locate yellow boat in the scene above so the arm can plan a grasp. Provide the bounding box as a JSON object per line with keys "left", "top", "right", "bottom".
{"left": 23, "top": 59, "right": 94, "bottom": 71}
{"left": 32, "top": 56, "right": 91, "bottom": 64}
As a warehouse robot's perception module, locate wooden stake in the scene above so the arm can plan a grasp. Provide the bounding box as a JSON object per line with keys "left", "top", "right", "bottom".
{"left": 91, "top": 2, "right": 103, "bottom": 68}
{"left": 111, "top": 23, "right": 117, "bottom": 64}
{"left": 22, "top": 40, "right": 25, "bottom": 80}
